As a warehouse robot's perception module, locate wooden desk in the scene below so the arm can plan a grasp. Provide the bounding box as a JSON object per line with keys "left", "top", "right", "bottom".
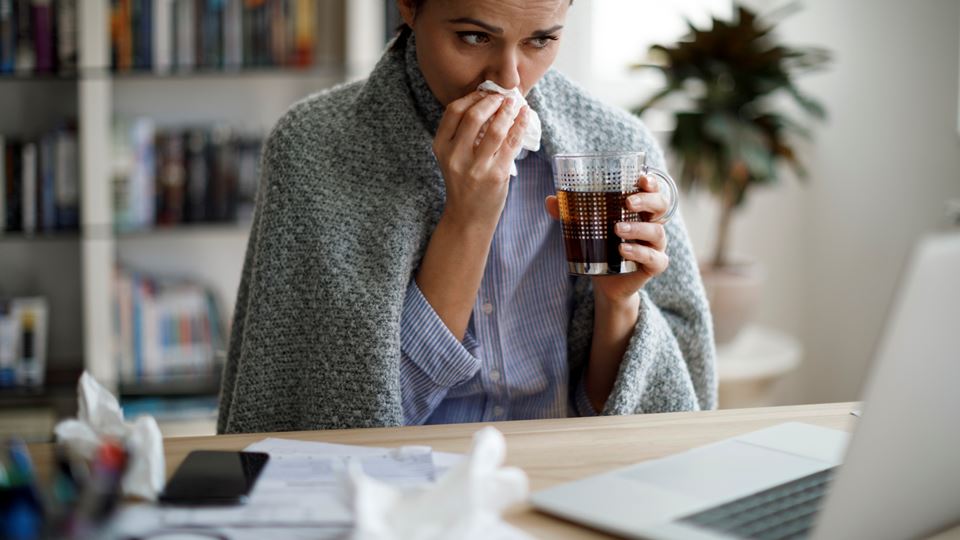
{"left": 25, "top": 402, "right": 960, "bottom": 539}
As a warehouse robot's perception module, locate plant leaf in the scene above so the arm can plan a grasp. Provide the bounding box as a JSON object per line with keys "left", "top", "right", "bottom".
{"left": 784, "top": 83, "right": 828, "bottom": 120}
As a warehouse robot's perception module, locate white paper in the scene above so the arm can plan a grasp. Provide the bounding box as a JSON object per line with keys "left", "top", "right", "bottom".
{"left": 106, "top": 505, "right": 350, "bottom": 540}
{"left": 248, "top": 437, "right": 462, "bottom": 476}
{"left": 107, "top": 432, "right": 528, "bottom": 540}
{"left": 151, "top": 439, "right": 449, "bottom": 528}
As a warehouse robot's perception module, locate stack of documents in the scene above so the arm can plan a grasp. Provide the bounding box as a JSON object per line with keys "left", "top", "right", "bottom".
{"left": 108, "top": 438, "right": 463, "bottom": 539}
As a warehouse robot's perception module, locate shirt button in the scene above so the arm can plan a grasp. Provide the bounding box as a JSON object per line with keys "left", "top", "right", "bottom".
{"left": 481, "top": 302, "right": 494, "bottom": 315}
{"left": 489, "top": 370, "right": 501, "bottom": 382}
{"left": 493, "top": 405, "right": 505, "bottom": 417}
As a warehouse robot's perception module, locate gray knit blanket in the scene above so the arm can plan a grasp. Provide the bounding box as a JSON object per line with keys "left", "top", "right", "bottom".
{"left": 217, "top": 35, "right": 717, "bottom": 434}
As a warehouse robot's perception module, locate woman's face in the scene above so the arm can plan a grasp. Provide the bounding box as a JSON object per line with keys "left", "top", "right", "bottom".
{"left": 398, "top": 0, "right": 570, "bottom": 106}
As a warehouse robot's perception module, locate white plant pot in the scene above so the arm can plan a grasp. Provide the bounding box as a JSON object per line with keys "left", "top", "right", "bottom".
{"left": 699, "top": 261, "right": 765, "bottom": 345}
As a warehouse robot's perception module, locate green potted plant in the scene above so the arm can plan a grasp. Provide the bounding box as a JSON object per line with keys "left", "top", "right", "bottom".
{"left": 633, "top": 4, "right": 830, "bottom": 344}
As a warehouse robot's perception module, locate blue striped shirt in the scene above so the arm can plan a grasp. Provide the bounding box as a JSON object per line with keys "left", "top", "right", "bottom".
{"left": 399, "top": 150, "right": 598, "bottom": 425}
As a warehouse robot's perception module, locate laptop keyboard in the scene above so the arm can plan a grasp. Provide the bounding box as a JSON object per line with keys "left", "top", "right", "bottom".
{"left": 679, "top": 467, "right": 837, "bottom": 540}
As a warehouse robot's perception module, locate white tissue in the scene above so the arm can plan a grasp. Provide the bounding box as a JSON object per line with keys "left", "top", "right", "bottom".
{"left": 54, "top": 372, "right": 166, "bottom": 501}
{"left": 345, "top": 426, "right": 533, "bottom": 540}
{"left": 477, "top": 80, "right": 542, "bottom": 177}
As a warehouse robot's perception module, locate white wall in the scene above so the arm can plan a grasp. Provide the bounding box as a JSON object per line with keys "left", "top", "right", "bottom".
{"left": 778, "top": 0, "right": 960, "bottom": 403}
{"left": 557, "top": 0, "right": 960, "bottom": 404}
{"left": 555, "top": 0, "right": 731, "bottom": 127}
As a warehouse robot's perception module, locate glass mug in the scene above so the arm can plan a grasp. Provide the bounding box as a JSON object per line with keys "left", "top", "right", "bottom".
{"left": 553, "top": 152, "right": 679, "bottom": 275}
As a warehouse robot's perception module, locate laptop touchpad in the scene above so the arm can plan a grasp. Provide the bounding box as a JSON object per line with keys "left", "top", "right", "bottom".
{"left": 621, "top": 440, "right": 829, "bottom": 503}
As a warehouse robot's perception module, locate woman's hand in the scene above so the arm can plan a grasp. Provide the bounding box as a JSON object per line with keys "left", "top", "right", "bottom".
{"left": 592, "top": 175, "right": 671, "bottom": 303}
{"left": 414, "top": 91, "right": 529, "bottom": 341}
{"left": 545, "top": 175, "right": 671, "bottom": 302}
{"left": 433, "top": 91, "right": 529, "bottom": 230}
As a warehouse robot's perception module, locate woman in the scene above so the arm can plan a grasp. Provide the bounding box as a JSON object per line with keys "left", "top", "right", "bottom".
{"left": 217, "top": 0, "right": 716, "bottom": 434}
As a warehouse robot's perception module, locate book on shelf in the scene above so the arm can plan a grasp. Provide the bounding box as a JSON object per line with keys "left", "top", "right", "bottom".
{"left": 0, "top": 0, "right": 76, "bottom": 75}
{"left": 14, "top": 0, "right": 34, "bottom": 72}
{"left": 153, "top": 0, "right": 173, "bottom": 72}
{"left": 0, "top": 0, "right": 15, "bottom": 72}
{"left": 133, "top": 0, "right": 153, "bottom": 71}
{"left": 112, "top": 118, "right": 262, "bottom": 231}
{"left": 119, "top": 395, "right": 219, "bottom": 421}
{"left": 112, "top": 267, "right": 224, "bottom": 387}
{"left": 0, "top": 123, "right": 80, "bottom": 234}
{"left": 111, "top": 0, "right": 343, "bottom": 74}
{"left": 0, "top": 296, "right": 48, "bottom": 389}
{"left": 56, "top": 0, "right": 76, "bottom": 70}
{"left": 21, "top": 141, "right": 35, "bottom": 232}
{"left": 31, "top": 0, "right": 53, "bottom": 72}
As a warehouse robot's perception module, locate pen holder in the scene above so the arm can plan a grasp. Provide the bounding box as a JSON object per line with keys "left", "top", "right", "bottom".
{"left": 0, "top": 437, "right": 128, "bottom": 540}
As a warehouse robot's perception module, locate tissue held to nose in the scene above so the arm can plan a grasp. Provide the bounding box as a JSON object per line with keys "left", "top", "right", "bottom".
{"left": 476, "top": 80, "right": 542, "bottom": 177}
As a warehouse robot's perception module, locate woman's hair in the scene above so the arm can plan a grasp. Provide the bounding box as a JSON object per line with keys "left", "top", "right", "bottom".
{"left": 393, "top": 0, "right": 426, "bottom": 44}
{"left": 393, "top": 0, "right": 573, "bottom": 46}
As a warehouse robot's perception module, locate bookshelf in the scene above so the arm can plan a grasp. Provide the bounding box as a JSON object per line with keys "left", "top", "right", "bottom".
{"left": 1, "top": 0, "right": 387, "bottom": 438}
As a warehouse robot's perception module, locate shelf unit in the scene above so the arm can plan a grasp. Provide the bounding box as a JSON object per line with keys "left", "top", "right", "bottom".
{"left": 1, "top": 0, "right": 387, "bottom": 432}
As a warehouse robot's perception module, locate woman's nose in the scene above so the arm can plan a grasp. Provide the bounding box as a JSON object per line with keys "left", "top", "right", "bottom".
{"left": 486, "top": 50, "right": 522, "bottom": 90}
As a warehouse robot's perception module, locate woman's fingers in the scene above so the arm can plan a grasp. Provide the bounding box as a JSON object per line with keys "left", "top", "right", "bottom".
{"left": 626, "top": 189, "right": 669, "bottom": 218}
{"left": 615, "top": 221, "right": 667, "bottom": 251}
{"left": 435, "top": 91, "right": 487, "bottom": 146}
{"left": 544, "top": 195, "right": 560, "bottom": 221}
{"left": 619, "top": 243, "right": 670, "bottom": 275}
{"left": 637, "top": 175, "right": 659, "bottom": 192}
{"left": 490, "top": 106, "right": 528, "bottom": 171}
{"left": 448, "top": 94, "right": 506, "bottom": 157}
{"left": 475, "top": 98, "right": 521, "bottom": 160}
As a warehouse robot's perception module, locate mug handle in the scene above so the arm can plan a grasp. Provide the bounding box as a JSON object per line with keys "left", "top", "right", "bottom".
{"left": 642, "top": 164, "right": 679, "bottom": 224}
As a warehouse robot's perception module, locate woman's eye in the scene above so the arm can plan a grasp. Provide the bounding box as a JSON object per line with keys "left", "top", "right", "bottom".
{"left": 458, "top": 32, "right": 490, "bottom": 46}
{"left": 527, "top": 35, "right": 559, "bottom": 49}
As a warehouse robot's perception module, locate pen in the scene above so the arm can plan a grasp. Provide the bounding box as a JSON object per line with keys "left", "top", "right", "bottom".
{"left": 3, "top": 437, "right": 44, "bottom": 540}
{"left": 7, "top": 437, "right": 35, "bottom": 482}
{"left": 49, "top": 444, "right": 88, "bottom": 538}
{"left": 72, "top": 438, "right": 128, "bottom": 533}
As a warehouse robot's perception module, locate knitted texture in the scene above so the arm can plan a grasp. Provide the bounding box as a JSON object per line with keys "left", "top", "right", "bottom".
{"left": 217, "top": 35, "right": 717, "bottom": 434}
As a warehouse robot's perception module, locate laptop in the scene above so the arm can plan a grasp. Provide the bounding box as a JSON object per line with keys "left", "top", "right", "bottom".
{"left": 532, "top": 231, "right": 960, "bottom": 540}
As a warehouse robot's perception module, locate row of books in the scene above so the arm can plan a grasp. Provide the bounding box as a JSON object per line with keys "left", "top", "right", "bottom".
{"left": 111, "top": 0, "right": 344, "bottom": 73}
{"left": 120, "top": 395, "right": 219, "bottom": 420}
{"left": 1, "top": 125, "right": 80, "bottom": 235}
{"left": 113, "top": 267, "right": 224, "bottom": 385}
{"left": 0, "top": 0, "right": 77, "bottom": 75}
{"left": 112, "top": 118, "right": 262, "bottom": 231}
{"left": 0, "top": 297, "right": 48, "bottom": 389}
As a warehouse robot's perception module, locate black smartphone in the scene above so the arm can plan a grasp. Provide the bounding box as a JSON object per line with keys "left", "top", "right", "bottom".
{"left": 159, "top": 450, "right": 270, "bottom": 506}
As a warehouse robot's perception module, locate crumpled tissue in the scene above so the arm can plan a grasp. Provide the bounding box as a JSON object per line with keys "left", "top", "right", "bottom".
{"left": 477, "top": 80, "right": 542, "bottom": 177}
{"left": 345, "top": 426, "right": 533, "bottom": 540}
{"left": 53, "top": 372, "right": 165, "bottom": 500}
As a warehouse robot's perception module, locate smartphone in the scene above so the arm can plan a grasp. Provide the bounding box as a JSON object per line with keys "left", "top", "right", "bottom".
{"left": 159, "top": 450, "right": 270, "bottom": 506}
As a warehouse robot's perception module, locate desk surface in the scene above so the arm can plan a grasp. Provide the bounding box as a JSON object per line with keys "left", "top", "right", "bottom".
{"left": 29, "top": 402, "right": 903, "bottom": 538}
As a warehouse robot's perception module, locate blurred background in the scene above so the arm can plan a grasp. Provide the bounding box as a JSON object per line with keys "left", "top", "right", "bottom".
{"left": 0, "top": 0, "right": 957, "bottom": 441}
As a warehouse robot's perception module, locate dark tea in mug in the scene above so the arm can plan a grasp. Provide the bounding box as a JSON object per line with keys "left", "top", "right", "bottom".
{"left": 553, "top": 152, "right": 678, "bottom": 275}
{"left": 556, "top": 189, "right": 643, "bottom": 275}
